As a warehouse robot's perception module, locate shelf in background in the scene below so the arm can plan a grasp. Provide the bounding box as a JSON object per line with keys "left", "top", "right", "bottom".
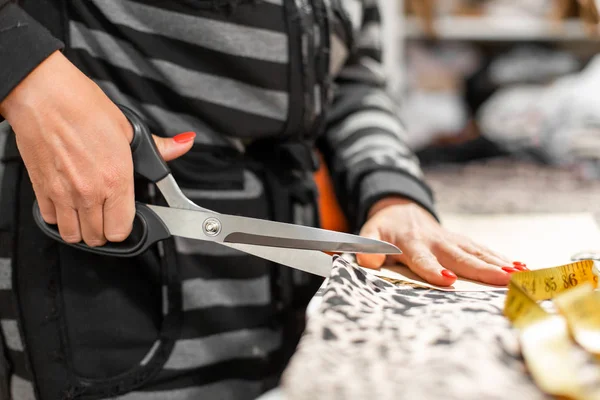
{"left": 404, "top": 15, "right": 600, "bottom": 41}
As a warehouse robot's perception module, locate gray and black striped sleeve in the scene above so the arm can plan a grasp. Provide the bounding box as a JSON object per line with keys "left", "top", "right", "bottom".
{"left": 319, "top": 0, "right": 437, "bottom": 231}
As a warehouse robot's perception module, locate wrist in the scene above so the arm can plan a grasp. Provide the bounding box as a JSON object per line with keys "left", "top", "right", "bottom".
{"left": 0, "top": 50, "right": 63, "bottom": 120}
{"left": 367, "top": 196, "right": 417, "bottom": 219}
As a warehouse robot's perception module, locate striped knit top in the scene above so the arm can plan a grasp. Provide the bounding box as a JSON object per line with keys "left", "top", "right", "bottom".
{"left": 0, "top": 1, "right": 436, "bottom": 399}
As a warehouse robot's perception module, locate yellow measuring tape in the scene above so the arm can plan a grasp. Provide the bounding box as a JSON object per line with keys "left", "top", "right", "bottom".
{"left": 503, "top": 260, "right": 600, "bottom": 399}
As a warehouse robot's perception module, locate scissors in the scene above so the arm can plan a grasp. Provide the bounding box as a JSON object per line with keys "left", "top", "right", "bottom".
{"left": 32, "top": 105, "right": 401, "bottom": 277}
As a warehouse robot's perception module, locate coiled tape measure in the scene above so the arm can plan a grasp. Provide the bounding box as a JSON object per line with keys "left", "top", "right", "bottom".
{"left": 503, "top": 259, "right": 600, "bottom": 399}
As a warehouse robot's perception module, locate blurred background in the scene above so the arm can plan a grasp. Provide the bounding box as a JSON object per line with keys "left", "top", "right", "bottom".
{"left": 381, "top": 0, "right": 600, "bottom": 221}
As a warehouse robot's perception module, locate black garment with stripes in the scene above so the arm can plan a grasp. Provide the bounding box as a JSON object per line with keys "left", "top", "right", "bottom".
{"left": 0, "top": 1, "right": 437, "bottom": 399}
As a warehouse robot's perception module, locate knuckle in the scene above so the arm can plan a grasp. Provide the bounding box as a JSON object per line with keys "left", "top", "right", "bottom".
{"left": 103, "top": 172, "right": 122, "bottom": 190}
{"left": 85, "top": 237, "right": 107, "bottom": 247}
{"left": 103, "top": 165, "right": 131, "bottom": 192}
{"left": 42, "top": 215, "right": 57, "bottom": 225}
{"left": 470, "top": 248, "right": 486, "bottom": 259}
{"left": 40, "top": 210, "right": 57, "bottom": 224}
{"left": 70, "top": 177, "right": 108, "bottom": 208}
{"left": 78, "top": 197, "right": 101, "bottom": 210}
{"left": 105, "top": 220, "right": 134, "bottom": 243}
{"left": 430, "top": 239, "right": 447, "bottom": 253}
{"left": 412, "top": 253, "right": 432, "bottom": 266}
{"left": 48, "top": 179, "right": 68, "bottom": 199}
{"left": 72, "top": 179, "right": 96, "bottom": 200}
{"left": 451, "top": 252, "right": 470, "bottom": 266}
{"left": 105, "top": 230, "right": 130, "bottom": 242}
{"left": 61, "top": 233, "right": 81, "bottom": 244}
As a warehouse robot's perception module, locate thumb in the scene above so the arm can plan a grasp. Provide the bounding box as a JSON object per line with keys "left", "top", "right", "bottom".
{"left": 356, "top": 223, "right": 387, "bottom": 270}
{"left": 153, "top": 132, "right": 195, "bottom": 162}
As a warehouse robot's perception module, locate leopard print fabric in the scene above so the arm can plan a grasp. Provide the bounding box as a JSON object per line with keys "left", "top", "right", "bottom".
{"left": 281, "top": 256, "right": 550, "bottom": 400}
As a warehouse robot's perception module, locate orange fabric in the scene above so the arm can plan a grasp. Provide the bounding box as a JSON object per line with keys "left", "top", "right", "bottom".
{"left": 313, "top": 153, "right": 350, "bottom": 233}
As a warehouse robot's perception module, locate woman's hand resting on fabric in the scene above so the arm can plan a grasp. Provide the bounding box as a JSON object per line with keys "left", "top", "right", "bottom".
{"left": 0, "top": 51, "right": 195, "bottom": 247}
{"left": 357, "top": 197, "right": 527, "bottom": 286}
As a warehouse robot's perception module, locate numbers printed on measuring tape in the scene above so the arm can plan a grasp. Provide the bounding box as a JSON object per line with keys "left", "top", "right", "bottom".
{"left": 544, "top": 276, "right": 557, "bottom": 292}
{"left": 510, "top": 260, "right": 598, "bottom": 301}
{"left": 503, "top": 259, "right": 600, "bottom": 400}
{"left": 520, "top": 279, "right": 536, "bottom": 296}
{"left": 563, "top": 273, "right": 578, "bottom": 289}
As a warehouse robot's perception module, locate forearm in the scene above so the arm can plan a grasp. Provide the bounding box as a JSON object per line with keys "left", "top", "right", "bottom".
{"left": 320, "top": 1, "right": 437, "bottom": 231}
{"left": 320, "top": 78, "right": 438, "bottom": 228}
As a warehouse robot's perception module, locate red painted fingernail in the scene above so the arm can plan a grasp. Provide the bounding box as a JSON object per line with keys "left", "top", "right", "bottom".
{"left": 514, "top": 265, "right": 529, "bottom": 271}
{"left": 441, "top": 269, "right": 457, "bottom": 279}
{"left": 513, "top": 261, "right": 526, "bottom": 267}
{"left": 502, "top": 266, "right": 518, "bottom": 273}
{"left": 173, "top": 131, "right": 196, "bottom": 143}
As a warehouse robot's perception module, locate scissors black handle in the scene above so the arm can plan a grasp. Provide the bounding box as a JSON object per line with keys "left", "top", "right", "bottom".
{"left": 120, "top": 105, "right": 171, "bottom": 183}
{"left": 33, "top": 202, "right": 171, "bottom": 257}
{"left": 32, "top": 104, "right": 173, "bottom": 257}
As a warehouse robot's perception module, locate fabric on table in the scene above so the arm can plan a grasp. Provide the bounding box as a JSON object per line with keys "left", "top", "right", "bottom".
{"left": 281, "top": 256, "right": 549, "bottom": 400}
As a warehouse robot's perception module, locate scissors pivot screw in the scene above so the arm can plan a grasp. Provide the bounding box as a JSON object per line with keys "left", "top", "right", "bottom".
{"left": 203, "top": 218, "right": 221, "bottom": 236}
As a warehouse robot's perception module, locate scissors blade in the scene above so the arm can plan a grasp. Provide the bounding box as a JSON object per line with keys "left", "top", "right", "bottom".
{"left": 147, "top": 205, "right": 401, "bottom": 254}
{"left": 221, "top": 242, "right": 333, "bottom": 277}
